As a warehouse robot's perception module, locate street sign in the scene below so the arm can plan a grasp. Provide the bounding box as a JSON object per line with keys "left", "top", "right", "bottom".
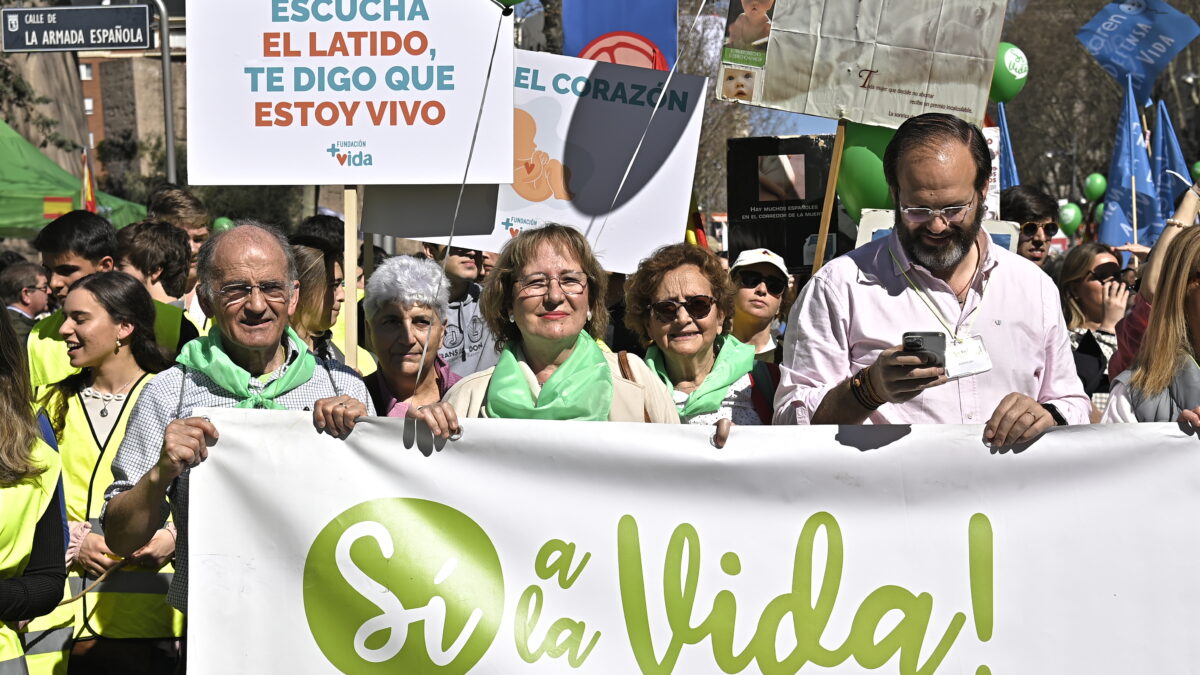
{"left": 1, "top": 5, "right": 150, "bottom": 53}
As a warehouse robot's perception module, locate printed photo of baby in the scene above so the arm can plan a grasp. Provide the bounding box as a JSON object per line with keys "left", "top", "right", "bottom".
{"left": 721, "top": 67, "right": 757, "bottom": 102}
{"left": 725, "top": 0, "right": 774, "bottom": 51}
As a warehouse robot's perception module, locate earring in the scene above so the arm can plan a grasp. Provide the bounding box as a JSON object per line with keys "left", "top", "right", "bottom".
{"left": 508, "top": 313, "right": 515, "bottom": 323}
{"left": 114, "top": 339, "right": 122, "bottom": 354}
{"left": 587, "top": 310, "right": 593, "bottom": 321}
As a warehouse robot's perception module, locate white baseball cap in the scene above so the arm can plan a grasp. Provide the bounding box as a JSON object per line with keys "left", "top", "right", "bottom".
{"left": 730, "top": 248, "right": 788, "bottom": 277}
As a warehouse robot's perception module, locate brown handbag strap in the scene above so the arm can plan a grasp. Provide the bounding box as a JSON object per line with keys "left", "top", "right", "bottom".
{"left": 616, "top": 351, "right": 653, "bottom": 423}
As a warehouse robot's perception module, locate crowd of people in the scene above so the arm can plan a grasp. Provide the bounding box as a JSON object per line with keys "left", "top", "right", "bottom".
{"left": 1, "top": 111, "right": 1199, "bottom": 673}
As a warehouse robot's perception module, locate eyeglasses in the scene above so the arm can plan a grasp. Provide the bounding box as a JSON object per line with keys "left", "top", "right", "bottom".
{"left": 24, "top": 284, "right": 49, "bottom": 294}
{"left": 516, "top": 273, "right": 588, "bottom": 297}
{"left": 649, "top": 295, "right": 717, "bottom": 323}
{"left": 899, "top": 199, "right": 974, "bottom": 225}
{"left": 217, "top": 281, "right": 289, "bottom": 304}
{"left": 734, "top": 270, "right": 786, "bottom": 296}
{"left": 1020, "top": 222, "right": 1059, "bottom": 239}
{"left": 1087, "top": 262, "right": 1122, "bottom": 284}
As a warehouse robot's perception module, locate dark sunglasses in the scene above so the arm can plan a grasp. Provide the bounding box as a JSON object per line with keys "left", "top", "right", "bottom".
{"left": 1088, "top": 262, "right": 1122, "bottom": 284}
{"left": 1020, "top": 222, "right": 1059, "bottom": 238}
{"left": 649, "top": 295, "right": 717, "bottom": 323}
{"left": 735, "top": 270, "right": 787, "bottom": 296}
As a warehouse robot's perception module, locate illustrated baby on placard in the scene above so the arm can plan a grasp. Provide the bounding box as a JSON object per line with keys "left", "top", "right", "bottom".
{"left": 512, "top": 108, "right": 572, "bottom": 203}
{"left": 726, "top": 0, "right": 774, "bottom": 50}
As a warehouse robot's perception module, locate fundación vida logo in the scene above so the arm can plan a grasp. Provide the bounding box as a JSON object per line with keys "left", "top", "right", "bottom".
{"left": 303, "top": 498, "right": 504, "bottom": 673}
{"left": 325, "top": 140, "right": 374, "bottom": 167}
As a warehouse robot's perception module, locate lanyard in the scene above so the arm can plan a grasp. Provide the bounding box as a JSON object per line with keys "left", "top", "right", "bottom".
{"left": 888, "top": 247, "right": 989, "bottom": 343}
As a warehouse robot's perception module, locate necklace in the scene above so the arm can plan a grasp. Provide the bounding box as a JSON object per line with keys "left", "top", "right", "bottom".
{"left": 83, "top": 372, "right": 142, "bottom": 418}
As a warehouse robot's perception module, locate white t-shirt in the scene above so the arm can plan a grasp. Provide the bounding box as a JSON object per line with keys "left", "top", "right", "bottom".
{"left": 674, "top": 373, "right": 763, "bottom": 425}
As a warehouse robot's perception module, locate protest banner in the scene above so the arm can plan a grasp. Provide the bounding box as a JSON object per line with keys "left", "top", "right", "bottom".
{"left": 714, "top": 0, "right": 1006, "bottom": 129}
{"left": 190, "top": 411, "right": 1200, "bottom": 674}
{"left": 360, "top": 50, "right": 706, "bottom": 274}
{"left": 186, "top": 0, "right": 513, "bottom": 185}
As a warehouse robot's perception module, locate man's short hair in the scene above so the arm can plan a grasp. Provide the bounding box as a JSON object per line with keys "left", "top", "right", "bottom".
{"left": 1000, "top": 185, "right": 1059, "bottom": 225}
{"left": 117, "top": 219, "right": 193, "bottom": 298}
{"left": 294, "top": 214, "right": 345, "bottom": 251}
{"left": 0, "top": 262, "right": 47, "bottom": 306}
{"left": 882, "top": 113, "right": 991, "bottom": 195}
{"left": 196, "top": 220, "right": 297, "bottom": 307}
{"left": 33, "top": 210, "right": 118, "bottom": 261}
{"left": 146, "top": 183, "right": 209, "bottom": 231}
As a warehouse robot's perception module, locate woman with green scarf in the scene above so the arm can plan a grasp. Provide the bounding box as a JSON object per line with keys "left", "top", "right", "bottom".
{"left": 625, "top": 244, "right": 779, "bottom": 438}
{"left": 444, "top": 225, "right": 677, "bottom": 423}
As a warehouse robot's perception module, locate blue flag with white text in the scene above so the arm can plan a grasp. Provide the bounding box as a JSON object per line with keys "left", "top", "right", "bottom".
{"left": 998, "top": 102, "right": 1020, "bottom": 189}
{"left": 1076, "top": 0, "right": 1200, "bottom": 104}
{"left": 1152, "top": 100, "right": 1191, "bottom": 223}
{"left": 562, "top": 0, "right": 677, "bottom": 71}
{"left": 1100, "top": 77, "right": 1159, "bottom": 249}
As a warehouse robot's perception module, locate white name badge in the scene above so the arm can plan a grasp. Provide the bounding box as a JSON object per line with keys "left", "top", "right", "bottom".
{"left": 946, "top": 335, "right": 992, "bottom": 379}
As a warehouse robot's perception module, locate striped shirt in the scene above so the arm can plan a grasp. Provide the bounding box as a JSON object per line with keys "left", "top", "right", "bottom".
{"left": 101, "top": 343, "right": 373, "bottom": 612}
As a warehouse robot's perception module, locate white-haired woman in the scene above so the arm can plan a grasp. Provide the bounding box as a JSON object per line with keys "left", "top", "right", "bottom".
{"left": 361, "top": 255, "right": 462, "bottom": 438}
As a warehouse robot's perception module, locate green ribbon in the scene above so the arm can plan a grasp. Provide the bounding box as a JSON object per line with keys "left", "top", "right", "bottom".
{"left": 175, "top": 327, "right": 316, "bottom": 410}
{"left": 645, "top": 334, "right": 756, "bottom": 418}
{"left": 485, "top": 333, "right": 613, "bottom": 421}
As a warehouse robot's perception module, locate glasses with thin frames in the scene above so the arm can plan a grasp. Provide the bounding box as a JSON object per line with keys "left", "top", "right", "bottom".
{"left": 217, "top": 281, "right": 289, "bottom": 305}
{"left": 24, "top": 284, "right": 49, "bottom": 294}
{"left": 899, "top": 198, "right": 974, "bottom": 225}
{"left": 1020, "top": 222, "right": 1059, "bottom": 239}
{"left": 517, "top": 273, "right": 588, "bottom": 298}
{"left": 649, "top": 295, "right": 717, "bottom": 323}
{"left": 735, "top": 270, "right": 787, "bottom": 296}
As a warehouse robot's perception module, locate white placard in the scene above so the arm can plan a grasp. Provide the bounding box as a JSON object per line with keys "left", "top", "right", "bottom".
{"left": 361, "top": 50, "right": 707, "bottom": 274}
{"left": 191, "top": 412, "right": 1200, "bottom": 674}
{"left": 187, "top": 0, "right": 513, "bottom": 185}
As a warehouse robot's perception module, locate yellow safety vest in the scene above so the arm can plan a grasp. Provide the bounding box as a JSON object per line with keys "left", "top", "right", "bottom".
{"left": 35, "top": 378, "right": 184, "bottom": 642}
{"left": 26, "top": 302, "right": 190, "bottom": 389}
{"left": 330, "top": 287, "right": 377, "bottom": 375}
{"left": 0, "top": 441, "right": 61, "bottom": 675}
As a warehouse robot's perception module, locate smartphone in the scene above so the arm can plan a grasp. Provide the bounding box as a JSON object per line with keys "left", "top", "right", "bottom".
{"left": 902, "top": 332, "right": 946, "bottom": 368}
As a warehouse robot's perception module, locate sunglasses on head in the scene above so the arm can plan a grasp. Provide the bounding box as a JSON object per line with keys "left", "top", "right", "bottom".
{"left": 735, "top": 270, "right": 787, "bottom": 296}
{"left": 1020, "top": 222, "right": 1059, "bottom": 238}
{"left": 1088, "top": 262, "right": 1122, "bottom": 284}
{"left": 649, "top": 295, "right": 717, "bottom": 323}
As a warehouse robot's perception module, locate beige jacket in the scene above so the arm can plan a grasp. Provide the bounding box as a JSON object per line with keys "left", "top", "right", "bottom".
{"left": 444, "top": 350, "right": 679, "bottom": 423}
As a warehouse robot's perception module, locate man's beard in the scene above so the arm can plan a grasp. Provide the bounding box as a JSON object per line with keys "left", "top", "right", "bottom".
{"left": 895, "top": 199, "right": 984, "bottom": 273}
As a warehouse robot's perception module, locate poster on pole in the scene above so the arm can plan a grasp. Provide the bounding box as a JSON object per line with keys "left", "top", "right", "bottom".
{"left": 715, "top": 0, "right": 1008, "bottom": 128}
{"left": 186, "top": 0, "right": 513, "bottom": 185}
{"left": 190, "top": 413, "right": 1200, "bottom": 674}
{"left": 361, "top": 50, "right": 707, "bottom": 274}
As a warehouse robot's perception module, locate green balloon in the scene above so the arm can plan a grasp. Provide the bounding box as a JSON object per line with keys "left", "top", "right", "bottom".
{"left": 1094, "top": 203, "right": 1104, "bottom": 223}
{"left": 1083, "top": 173, "right": 1107, "bottom": 202}
{"left": 1192, "top": 161, "right": 1200, "bottom": 182}
{"left": 836, "top": 122, "right": 896, "bottom": 222}
{"left": 212, "top": 216, "right": 235, "bottom": 232}
{"left": 990, "top": 42, "right": 1029, "bottom": 103}
{"left": 1059, "top": 203, "right": 1082, "bottom": 235}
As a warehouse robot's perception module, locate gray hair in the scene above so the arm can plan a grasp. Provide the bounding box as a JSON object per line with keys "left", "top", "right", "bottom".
{"left": 364, "top": 255, "right": 450, "bottom": 321}
{"left": 195, "top": 220, "right": 297, "bottom": 306}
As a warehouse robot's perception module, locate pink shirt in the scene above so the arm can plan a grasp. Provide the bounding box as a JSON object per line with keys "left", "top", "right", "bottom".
{"left": 773, "top": 232, "right": 1090, "bottom": 426}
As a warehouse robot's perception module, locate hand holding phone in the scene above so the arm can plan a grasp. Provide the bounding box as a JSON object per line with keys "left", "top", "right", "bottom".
{"left": 902, "top": 332, "right": 946, "bottom": 368}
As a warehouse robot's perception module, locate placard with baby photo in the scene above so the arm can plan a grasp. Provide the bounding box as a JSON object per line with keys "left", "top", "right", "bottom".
{"left": 717, "top": 64, "right": 762, "bottom": 104}
{"left": 722, "top": 0, "right": 774, "bottom": 67}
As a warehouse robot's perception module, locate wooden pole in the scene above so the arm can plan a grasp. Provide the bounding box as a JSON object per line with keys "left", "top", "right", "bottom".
{"left": 812, "top": 118, "right": 847, "bottom": 273}
{"left": 342, "top": 185, "right": 359, "bottom": 371}
{"left": 1131, "top": 174, "right": 1138, "bottom": 247}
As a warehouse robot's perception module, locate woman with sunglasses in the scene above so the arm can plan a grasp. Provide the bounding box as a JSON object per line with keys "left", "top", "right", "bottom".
{"left": 625, "top": 244, "right": 779, "bottom": 439}
{"left": 444, "top": 224, "right": 677, "bottom": 423}
{"left": 729, "top": 248, "right": 790, "bottom": 363}
{"left": 1056, "top": 242, "right": 1128, "bottom": 417}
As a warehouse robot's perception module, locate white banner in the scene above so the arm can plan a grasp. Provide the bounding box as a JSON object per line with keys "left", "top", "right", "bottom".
{"left": 361, "top": 50, "right": 706, "bottom": 274}
{"left": 716, "top": 0, "right": 1007, "bottom": 128}
{"left": 186, "top": 0, "right": 513, "bottom": 185}
{"left": 190, "top": 412, "right": 1200, "bottom": 674}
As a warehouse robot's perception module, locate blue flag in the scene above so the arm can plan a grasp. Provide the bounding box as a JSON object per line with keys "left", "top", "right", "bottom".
{"left": 997, "top": 102, "right": 1020, "bottom": 189}
{"left": 1100, "top": 76, "right": 1160, "bottom": 249}
{"left": 1152, "top": 100, "right": 1192, "bottom": 223}
{"left": 1076, "top": 0, "right": 1200, "bottom": 104}
{"left": 562, "top": 0, "right": 677, "bottom": 71}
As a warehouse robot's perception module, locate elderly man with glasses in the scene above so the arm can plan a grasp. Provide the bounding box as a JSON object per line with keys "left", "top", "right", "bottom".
{"left": 0, "top": 261, "right": 51, "bottom": 343}
{"left": 100, "top": 221, "right": 373, "bottom": 619}
{"left": 774, "top": 113, "right": 1089, "bottom": 446}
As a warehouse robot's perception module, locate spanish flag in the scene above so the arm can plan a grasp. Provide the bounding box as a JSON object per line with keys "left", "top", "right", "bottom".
{"left": 42, "top": 196, "right": 72, "bottom": 220}
{"left": 81, "top": 150, "right": 97, "bottom": 213}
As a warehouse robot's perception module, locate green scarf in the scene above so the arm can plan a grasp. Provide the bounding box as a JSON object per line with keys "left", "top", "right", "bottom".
{"left": 645, "top": 334, "right": 756, "bottom": 418}
{"left": 485, "top": 333, "right": 613, "bottom": 421}
{"left": 176, "top": 327, "right": 316, "bottom": 410}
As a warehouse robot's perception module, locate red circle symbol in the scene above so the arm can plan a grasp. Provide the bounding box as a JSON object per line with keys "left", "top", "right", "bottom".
{"left": 578, "top": 31, "right": 669, "bottom": 71}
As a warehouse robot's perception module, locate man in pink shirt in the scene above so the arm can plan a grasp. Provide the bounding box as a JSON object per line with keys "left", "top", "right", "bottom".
{"left": 774, "top": 113, "right": 1089, "bottom": 446}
